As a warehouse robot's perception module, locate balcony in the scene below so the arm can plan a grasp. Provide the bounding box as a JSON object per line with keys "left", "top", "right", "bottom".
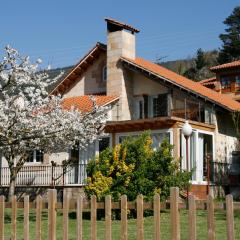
{"left": 133, "top": 94, "right": 214, "bottom": 125}
{"left": 0, "top": 164, "right": 87, "bottom": 187}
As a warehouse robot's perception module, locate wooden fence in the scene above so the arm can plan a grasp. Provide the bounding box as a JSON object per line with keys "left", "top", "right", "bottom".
{"left": 0, "top": 187, "right": 238, "bottom": 240}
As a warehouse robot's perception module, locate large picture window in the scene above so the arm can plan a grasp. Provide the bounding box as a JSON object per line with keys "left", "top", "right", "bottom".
{"left": 117, "top": 130, "right": 172, "bottom": 150}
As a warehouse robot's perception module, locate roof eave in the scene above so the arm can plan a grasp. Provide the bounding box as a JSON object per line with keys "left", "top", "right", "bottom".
{"left": 50, "top": 42, "right": 107, "bottom": 95}
{"left": 121, "top": 58, "right": 238, "bottom": 112}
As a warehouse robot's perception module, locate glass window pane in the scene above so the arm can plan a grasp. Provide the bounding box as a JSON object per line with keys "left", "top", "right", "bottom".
{"left": 26, "top": 151, "right": 34, "bottom": 162}
{"left": 99, "top": 137, "right": 110, "bottom": 153}
{"left": 35, "top": 150, "right": 43, "bottom": 162}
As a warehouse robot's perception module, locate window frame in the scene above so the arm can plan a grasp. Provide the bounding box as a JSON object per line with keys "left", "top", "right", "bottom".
{"left": 102, "top": 65, "right": 107, "bottom": 82}
{"left": 25, "top": 150, "right": 44, "bottom": 164}
{"left": 150, "top": 94, "right": 169, "bottom": 118}
{"left": 180, "top": 128, "right": 215, "bottom": 185}
{"left": 115, "top": 129, "right": 173, "bottom": 146}
{"left": 235, "top": 75, "right": 240, "bottom": 87}
{"left": 134, "top": 96, "right": 145, "bottom": 119}
{"left": 220, "top": 76, "right": 231, "bottom": 89}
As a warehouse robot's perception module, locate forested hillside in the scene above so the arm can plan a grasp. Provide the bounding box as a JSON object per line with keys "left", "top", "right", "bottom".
{"left": 160, "top": 49, "right": 218, "bottom": 81}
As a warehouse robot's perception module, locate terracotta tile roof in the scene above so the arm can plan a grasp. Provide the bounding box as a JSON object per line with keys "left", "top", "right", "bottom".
{"left": 62, "top": 95, "right": 119, "bottom": 113}
{"left": 210, "top": 60, "right": 240, "bottom": 72}
{"left": 199, "top": 77, "right": 217, "bottom": 86}
{"left": 121, "top": 57, "right": 240, "bottom": 111}
{"left": 105, "top": 18, "right": 140, "bottom": 33}
{"left": 199, "top": 77, "right": 216, "bottom": 84}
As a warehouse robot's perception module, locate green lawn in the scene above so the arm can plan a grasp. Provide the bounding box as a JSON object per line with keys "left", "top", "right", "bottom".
{"left": 3, "top": 209, "right": 240, "bottom": 239}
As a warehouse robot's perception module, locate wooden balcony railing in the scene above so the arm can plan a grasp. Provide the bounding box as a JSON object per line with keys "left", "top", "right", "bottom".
{"left": 0, "top": 164, "right": 87, "bottom": 187}
{"left": 171, "top": 108, "right": 200, "bottom": 122}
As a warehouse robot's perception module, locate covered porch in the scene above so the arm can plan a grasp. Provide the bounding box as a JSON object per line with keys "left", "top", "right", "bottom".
{"left": 106, "top": 116, "right": 218, "bottom": 199}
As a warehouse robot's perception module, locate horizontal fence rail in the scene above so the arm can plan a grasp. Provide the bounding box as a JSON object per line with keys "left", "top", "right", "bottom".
{"left": 0, "top": 164, "right": 87, "bottom": 187}
{"left": 0, "top": 187, "right": 238, "bottom": 239}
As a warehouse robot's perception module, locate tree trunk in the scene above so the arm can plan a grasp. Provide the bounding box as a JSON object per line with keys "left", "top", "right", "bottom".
{"left": 8, "top": 173, "right": 16, "bottom": 201}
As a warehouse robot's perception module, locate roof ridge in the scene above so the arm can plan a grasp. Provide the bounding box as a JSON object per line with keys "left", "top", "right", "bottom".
{"left": 210, "top": 59, "right": 240, "bottom": 71}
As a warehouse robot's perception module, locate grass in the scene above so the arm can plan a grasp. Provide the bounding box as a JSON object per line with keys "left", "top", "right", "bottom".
{"left": 3, "top": 209, "right": 240, "bottom": 239}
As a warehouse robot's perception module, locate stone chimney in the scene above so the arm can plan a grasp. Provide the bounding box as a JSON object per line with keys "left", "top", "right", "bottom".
{"left": 105, "top": 18, "right": 139, "bottom": 120}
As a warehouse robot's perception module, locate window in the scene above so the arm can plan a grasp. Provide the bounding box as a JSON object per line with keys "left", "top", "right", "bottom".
{"left": 236, "top": 75, "right": 240, "bottom": 87}
{"left": 152, "top": 94, "right": 168, "bottom": 118}
{"left": 70, "top": 137, "right": 110, "bottom": 163}
{"left": 134, "top": 95, "right": 149, "bottom": 119}
{"left": 102, "top": 66, "right": 107, "bottom": 82}
{"left": 26, "top": 150, "right": 43, "bottom": 163}
{"left": 151, "top": 132, "right": 170, "bottom": 150}
{"left": 117, "top": 130, "right": 172, "bottom": 149}
{"left": 220, "top": 76, "right": 231, "bottom": 89}
{"left": 180, "top": 130, "right": 213, "bottom": 182}
{"left": 134, "top": 97, "right": 144, "bottom": 119}
{"left": 99, "top": 137, "right": 110, "bottom": 153}
{"left": 70, "top": 144, "right": 80, "bottom": 163}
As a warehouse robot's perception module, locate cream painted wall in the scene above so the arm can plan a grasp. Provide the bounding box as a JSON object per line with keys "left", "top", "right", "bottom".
{"left": 64, "top": 53, "right": 107, "bottom": 98}
{"left": 133, "top": 73, "right": 167, "bottom": 96}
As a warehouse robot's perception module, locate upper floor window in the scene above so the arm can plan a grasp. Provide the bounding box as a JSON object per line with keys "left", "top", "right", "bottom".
{"left": 134, "top": 95, "right": 149, "bottom": 119}
{"left": 236, "top": 75, "right": 240, "bottom": 87}
{"left": 26, "top": 150, "right": 43, "bottom": 163}
{"left": 134, "top": 94, "right": 169, "bottom": 119}
{"left": 134, "top": 97, "right": 144, "bottom": 119}
{"left": 102, "top": 66, "right": 107, "bottom": 82}
{"left": 220, "top": 76, "right": 231, "bottom": 89}
{"left": 152, "top": 94, "right": 168, "bottom": 118}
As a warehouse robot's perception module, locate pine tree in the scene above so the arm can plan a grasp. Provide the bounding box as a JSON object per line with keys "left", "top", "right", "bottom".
{"left": 195, "top": 48, "right": 206, "bottom": 70}
{"left": 218, "top": 6, "right": 240, "bottom": 64}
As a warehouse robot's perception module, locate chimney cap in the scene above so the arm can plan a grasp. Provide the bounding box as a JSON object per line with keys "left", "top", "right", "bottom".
{"left": 105, "top": 18, "right": 140, "bottom": 33}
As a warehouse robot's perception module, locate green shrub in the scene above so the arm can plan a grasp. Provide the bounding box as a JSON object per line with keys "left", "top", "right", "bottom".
{"left": 85, "top": 132, "right": 191, "bottom": 201}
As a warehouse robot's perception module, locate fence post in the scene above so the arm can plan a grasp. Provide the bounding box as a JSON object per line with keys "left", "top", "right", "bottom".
{"left": 36, "top": 195, "right": 42, "bottom": 240}
{"left": 24, "top": 195, "right": 29, "bottom": 240}
{"left": 226, "top": 194, "right": 234, "bottom": 240}
{"left": 11, "top": 195, "right": 17, "bottom": 240}
{"left": 63, "top": 191, "right": 69, "bottom": 240}
{"left": 121, "top": 195, "right": 127, "bottom": 240}
{"left": 0, "top": 196, "right": 5, "bottom": 240}
{"left": 105, "top": 195, "right": 112, "bottom": 240}
{"left": 77, "top": 195, "right": 83, "bottom": 240}
{"left": 91, "top": 195, "right": 97, "bottom": 240}
{"left": 207, "top": 194, "right": 215, "bottom": 240}
{"left": 48, "top": 189, "right": 57, "bottom": 240}
{"left": 170, "top": 187, "right": 180, "bottom": 240}
{"left": 188, "top": 195, "right": 196, "bottom": 240}
{"left": 154, "top": 193, "right": 160, "bottom": 240}
{"left": 137, "top": 194, "right": 144, "bottom": 240}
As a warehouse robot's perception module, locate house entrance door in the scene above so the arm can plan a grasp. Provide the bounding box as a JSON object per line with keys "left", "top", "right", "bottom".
{"left": 181, "top": 130, "right": 213, "bottom": 183}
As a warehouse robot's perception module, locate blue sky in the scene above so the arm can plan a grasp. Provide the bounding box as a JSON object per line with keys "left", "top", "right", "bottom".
{"left": 0, "top": 1, "right": 239, "bottom": 68}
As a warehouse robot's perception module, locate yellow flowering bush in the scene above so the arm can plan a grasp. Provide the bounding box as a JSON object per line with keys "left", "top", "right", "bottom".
{"left": 85, "top": 171, "right": 112, "bottom": 200}
{"left": 85, "top": 132, "right": 191, "bottom": 201}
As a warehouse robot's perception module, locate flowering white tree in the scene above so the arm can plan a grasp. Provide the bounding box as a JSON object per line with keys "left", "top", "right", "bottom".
{"left": 0, "top": 46, "right": 108, "bottom": 199}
